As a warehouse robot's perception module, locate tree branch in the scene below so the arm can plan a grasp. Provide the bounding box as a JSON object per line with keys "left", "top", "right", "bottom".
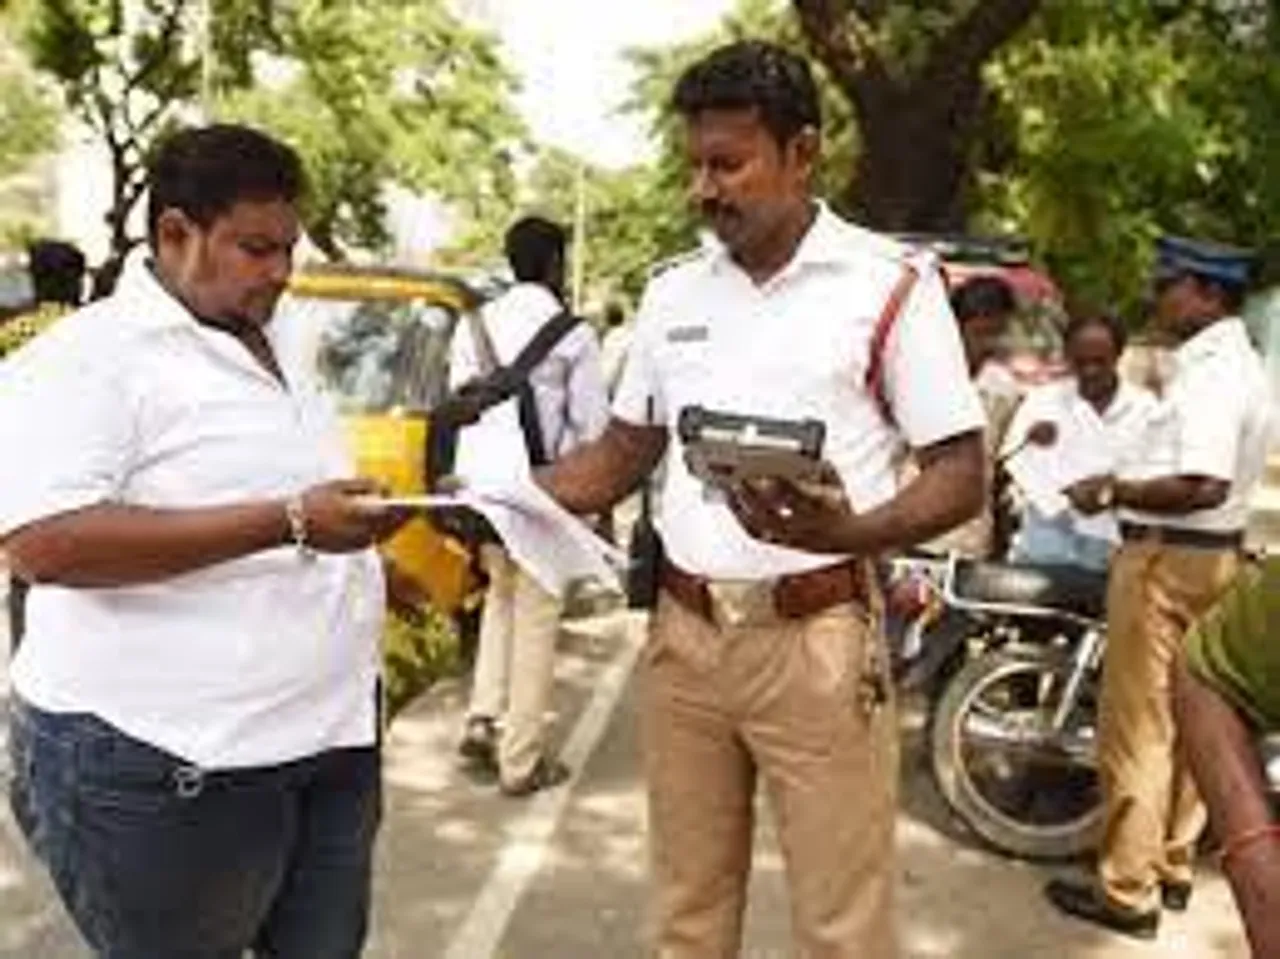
{"left": 922, "top": 0, "right": 1042, "bottom": 102}
{"left": 126, "top": 0, "right": 191, "bottom": 96}
{"left": 792, "top": 0, "right": 892, "bottom": 108}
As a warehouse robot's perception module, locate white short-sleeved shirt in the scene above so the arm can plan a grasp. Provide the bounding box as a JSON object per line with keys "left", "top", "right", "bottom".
{"left": 1120, "top": 317, "right": 1271, "bottom": 533}
{"left": 613, "top": 204, "right": 985, "bottom": 580}
{"left": 0, "top": 261, "right": 384, "bottom": 770}
{"left": 1004, "top": 377, "right": 1160, "bottom": 542}
{"left": 449, "top": 283, "right": 608, "bottom": 483}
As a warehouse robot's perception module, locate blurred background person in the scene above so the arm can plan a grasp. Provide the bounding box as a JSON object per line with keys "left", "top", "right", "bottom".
{"left": 1004, "top": 313, "right": 1159, "bottom": 572}
{"left": 925, "top": 274, "right": 1018, "bottom": 559}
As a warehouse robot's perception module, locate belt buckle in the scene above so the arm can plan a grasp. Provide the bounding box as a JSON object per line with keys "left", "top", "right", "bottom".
{"left": 705, "top": 580, "right": 777, "bottom": 628}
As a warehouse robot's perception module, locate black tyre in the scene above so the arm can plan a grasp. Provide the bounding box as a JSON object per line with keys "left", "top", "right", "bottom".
{"left": 930, "top": 647, "right": 1101, "bottom": 861}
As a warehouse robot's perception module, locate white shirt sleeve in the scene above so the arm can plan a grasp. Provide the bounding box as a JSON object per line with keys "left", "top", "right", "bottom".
{"left": 447, "top": 314, "right": 480, "bottom": 389}
{"left": 1175, "top": 356, "right": 1242, "bottom": 482}
{"left": 563, "top": 327, "right": 609, "bottom": 446}
{"left": 881, "top": 262, "right": 986, "bottom": 449}
{"left": 0, "top": 329, "right": 136, "bottom": 537}
{"left": 611, "top": 284, "right": 665, "bottom": 427}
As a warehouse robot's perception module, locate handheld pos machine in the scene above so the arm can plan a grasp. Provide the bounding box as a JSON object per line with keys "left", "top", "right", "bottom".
{"left": 677, "top": 405, "right": 828, "bottom": 496}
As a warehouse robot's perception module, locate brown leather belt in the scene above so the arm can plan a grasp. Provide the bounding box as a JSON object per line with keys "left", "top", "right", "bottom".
{"left": 1119, "top": 522, "right": 1243, "bottom": 551}
{"left": 659, "top": 557, "right": 870, "bottom": 625}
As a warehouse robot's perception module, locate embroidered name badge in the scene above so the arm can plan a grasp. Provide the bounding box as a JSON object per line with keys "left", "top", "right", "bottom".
{"left": 666, "top": 324, "right": 710, "bottom": 344}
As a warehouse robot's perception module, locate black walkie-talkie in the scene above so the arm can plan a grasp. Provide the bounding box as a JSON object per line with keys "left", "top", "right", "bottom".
{"left": 626, "top": 396, "right": 664, "bottom": 610}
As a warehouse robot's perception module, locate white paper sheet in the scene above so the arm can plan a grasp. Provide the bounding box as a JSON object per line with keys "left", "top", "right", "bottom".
{"left": 439, "top": 476, "right": 624, "bottom": 597}
{"left": 1004, "top": 401, "right": 1123, "bottom": 543}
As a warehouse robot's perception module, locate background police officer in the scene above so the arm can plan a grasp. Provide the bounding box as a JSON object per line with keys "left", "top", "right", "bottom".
{"left": 1046, "top": 236, "right": 1272, "bottom": 939}
{"left": 538, "top": 41, "right": 986, "bottom": 958}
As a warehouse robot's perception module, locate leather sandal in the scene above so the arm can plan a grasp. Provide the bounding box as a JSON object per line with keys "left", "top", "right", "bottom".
{"left": 500, "top": 757, "right": 571, "bottom": 798}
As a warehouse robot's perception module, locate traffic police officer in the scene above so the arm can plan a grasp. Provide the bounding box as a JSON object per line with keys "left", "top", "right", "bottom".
{"left": 1046, "top": 236, "right": 1272, "bottom": 938}
{"left": 538, "top": 41, "right": 986, "bottom": 958}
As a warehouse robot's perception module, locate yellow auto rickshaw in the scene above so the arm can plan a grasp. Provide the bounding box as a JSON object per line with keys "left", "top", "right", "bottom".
{"left": 278, "top": 264, "right": 489, "bottom": 716}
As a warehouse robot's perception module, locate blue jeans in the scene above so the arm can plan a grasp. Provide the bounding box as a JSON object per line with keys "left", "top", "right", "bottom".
{"left": 7, "top": 699, "right": 380, "bottom": 959}
{"left": 1012, "top": 506, "right": 1114, "bottom": 573}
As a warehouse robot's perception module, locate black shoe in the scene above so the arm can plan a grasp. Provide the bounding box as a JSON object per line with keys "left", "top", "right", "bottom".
{"left": 458, "top": 716, "right": 498, "bottom": 770}
{"left": 1161, "top": 881, "right": 1192, "bottom": 913}
{"left": 1044, "top": 879, "right": 1159, "bottom": 940}
{"left": 500, "top": 757, "right": 571, "bottom": 798}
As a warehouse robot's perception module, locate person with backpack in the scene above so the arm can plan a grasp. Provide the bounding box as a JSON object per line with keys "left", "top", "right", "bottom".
{"left": 450, "top": 215, "right": 609, "bottom": 796}
{"left": 536, "top": 41, "right": 985, "bottom": 958}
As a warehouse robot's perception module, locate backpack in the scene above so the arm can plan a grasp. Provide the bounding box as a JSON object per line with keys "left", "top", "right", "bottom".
{"left": 431, "top": 307, "right": 582, "bottom": 477}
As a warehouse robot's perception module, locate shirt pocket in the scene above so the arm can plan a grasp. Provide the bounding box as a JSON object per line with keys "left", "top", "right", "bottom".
{"left": 654, "top": 333, "right": 715, "bottom": 416}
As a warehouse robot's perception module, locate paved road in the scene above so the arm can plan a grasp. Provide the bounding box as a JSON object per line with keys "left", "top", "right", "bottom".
{"left": 0, "top": 601, "right": 1250, "bottom": 958}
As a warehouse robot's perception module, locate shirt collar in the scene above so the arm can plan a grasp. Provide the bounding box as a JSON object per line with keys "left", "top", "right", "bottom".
{"left": 113, "top": 255, "right": 205, "bottom": 334}
{"left": 707, "top": 200, "right": 846, "bottom": 282}
{"left": 1176, "top": 316, "right": 1248, "bottom": 365}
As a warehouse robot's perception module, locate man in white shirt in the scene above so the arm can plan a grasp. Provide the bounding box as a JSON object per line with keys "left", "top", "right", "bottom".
{"left": 2, "top": 125, "right": 408, "bottom": 958}
{"left": 1005, "top": 313, "right": 1159, "bottom": 571}
{"left": 539, "top": 42, "right": 985, "bottom": 958}
{"left": 450, "top": 216, "right": 608, "bottom": 796}
{"left": 1046, "top": 236, "right": 1272, "bottom": 939}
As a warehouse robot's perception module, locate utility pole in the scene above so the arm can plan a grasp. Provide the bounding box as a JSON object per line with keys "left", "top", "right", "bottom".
{"left": 199, "top": 0, "right": 214, "bottom": 118}
{"left": 571, "top": 159, "right": 588, "bottom": 312}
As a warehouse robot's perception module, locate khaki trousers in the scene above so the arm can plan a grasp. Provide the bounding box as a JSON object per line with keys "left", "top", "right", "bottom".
{"left": 642, "top": 594, "right": 898, "bottom": 959}
{"left": 468, "top": 544, "right": 561, "bottom": 786}
{"left": 1098, "top": 541, "right": 1241, "bottom": 911}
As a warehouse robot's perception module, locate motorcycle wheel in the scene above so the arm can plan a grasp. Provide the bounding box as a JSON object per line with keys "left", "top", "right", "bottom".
{"left": 930, "top": 646, "right": 1101, "bottom": 861}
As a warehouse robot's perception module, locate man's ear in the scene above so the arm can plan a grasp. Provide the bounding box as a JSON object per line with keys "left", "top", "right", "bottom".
{"left": 154, "top": 209, "right": 192, "bottom": 255}
{"left": 789, "top": 126, "right": 821, "bottom": 181}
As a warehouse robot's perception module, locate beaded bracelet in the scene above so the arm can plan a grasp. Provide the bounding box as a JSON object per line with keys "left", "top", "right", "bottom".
{"left": 1218, "top": 823, "right": 1280, "bottom": 872}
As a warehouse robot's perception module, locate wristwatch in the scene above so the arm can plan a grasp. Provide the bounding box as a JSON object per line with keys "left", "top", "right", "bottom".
{"left": 1096, "top": 479, "right": 1116, "bottom": 510}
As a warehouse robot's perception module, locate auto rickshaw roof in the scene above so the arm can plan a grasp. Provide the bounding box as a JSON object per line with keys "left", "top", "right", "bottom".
{"left": 288, "top": 263, "right": 483, "bottom": 312}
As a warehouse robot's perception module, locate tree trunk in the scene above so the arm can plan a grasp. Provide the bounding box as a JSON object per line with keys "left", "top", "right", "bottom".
{"left": 793, "top": 0, "right": 1042, "bottom": 233}
{"left": 847, "top": 82, "right": 980, "bottom": 232}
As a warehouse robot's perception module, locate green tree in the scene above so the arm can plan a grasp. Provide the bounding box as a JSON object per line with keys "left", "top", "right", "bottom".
{"left": 981, "top": 0, "right": 1280, "bottom": 313}
{"left": 8, "top": 0, "right": 204, "bottom": 287}
{"left": 792, "top": 0, "right": 1042, "bottom": 231}
{"left": 0, "top": 48, "right": 58, "bottom": 179}
{"left": 6, "top": 0, "right": 525, "bottom": 283}
{"left": 217, "top": 0, "right": 526, "bottom": 260}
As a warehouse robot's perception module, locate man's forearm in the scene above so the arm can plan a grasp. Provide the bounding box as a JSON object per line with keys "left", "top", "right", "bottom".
{"left": 1174, "top": 658, "right": 1272, "bottom": 839}
{"left": 840, "top": 431, "right": 985, "bottom": 555}
{"left": 5, "top": 501, "right": 291, "bottom": 588}
{"left": 537, "top": 418, "right": 667, "bottom": 515}
{"left": 1173, "top": 659, "right": 1280, "bottom": 952}
{"left": 1115, "top": 475, "right": 1228, "bottom": 515}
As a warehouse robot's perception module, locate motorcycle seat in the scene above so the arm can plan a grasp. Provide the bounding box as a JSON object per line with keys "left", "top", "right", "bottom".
{"left": 950, "top": 560, "right": 1108, "bottom": 621}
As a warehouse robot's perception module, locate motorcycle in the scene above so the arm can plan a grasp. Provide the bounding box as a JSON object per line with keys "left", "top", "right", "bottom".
{"left": 918, "top": 556, "right": 1108, "bottom": 860}
{"left": 896, "top": 554, "right": 1280, "bottom": 861}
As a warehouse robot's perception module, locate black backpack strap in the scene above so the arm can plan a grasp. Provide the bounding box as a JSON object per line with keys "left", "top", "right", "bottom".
{"left": 508, "top": 310, "right": 581, "bottom": 465}
{"left": 509, "top": 310, "right": 581, "bottom": 381}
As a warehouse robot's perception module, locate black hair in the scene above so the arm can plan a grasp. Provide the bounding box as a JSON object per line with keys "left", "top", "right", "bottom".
{"left": 604, "top": 302, "right": 626, "bottom": 328}
{"left": 1191, "top": 275, "right": 1247, "bottom": 314}
{"left": 949, "top": 275, "right": 1017, "bottom": 324}
{"left": 1064, "top": 313, "right": 1128, "bottom": 355}
{"left": 146, "top": 124, "right": 305, "bottom": 244}
{"left": 672, "top": 40, "right": 821, "bottom": 146}
{"left": 27, "top": 239, "right": 86, "bottom": 306}
{"left": 504, "top": 216, "right": 567, "bottom": 284}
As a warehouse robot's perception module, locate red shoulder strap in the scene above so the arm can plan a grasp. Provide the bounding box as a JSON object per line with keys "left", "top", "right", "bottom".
{"left": 865, "top": 263, "right": 920, "bottom": 428}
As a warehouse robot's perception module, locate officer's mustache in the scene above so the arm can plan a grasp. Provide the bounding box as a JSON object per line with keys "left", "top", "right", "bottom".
{"left": 701, "top": 201, "right": 741, "bottom": 225}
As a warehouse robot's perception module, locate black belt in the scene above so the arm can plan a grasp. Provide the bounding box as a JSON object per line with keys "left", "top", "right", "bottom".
{"left": 1119, "top": 522, "right": 1243, "bottom": 551}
